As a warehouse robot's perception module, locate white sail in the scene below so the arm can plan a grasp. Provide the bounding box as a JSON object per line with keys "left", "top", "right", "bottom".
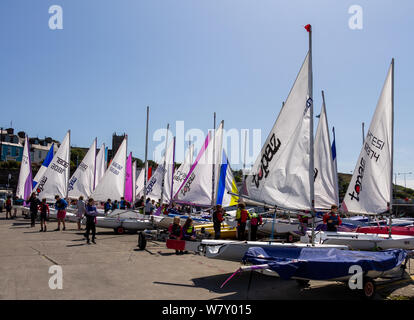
{"left": 91, "top": 137, "right": 127, "bottom": 202}
{"left": 145, "top": 139, "right": 175, "bottom": 203}
{"left": 314, "top": 94, "right": 339, "bottom": 209}
{"left": 16, "top": 136, "right": 32, "bottom": 200}
{"left": 245, "top": 53, "right": 312, "bottom": 210}
{"left": 172, "top": 143, "right": 194, "bottom": 196}
{"left": 174, "top": 121, "right": 224, "bottom": 206}
{"left": 68, "top": 138, "right": 97, "bottom": 199}
{"left": 135, "top": 168, "right": 145, "bottom": 199}
{"left": 95, "top": 143, "right": 106, "bottom": 188}
{"left": 342, "top": 61, "right": 393, "bottom": 215}
{"left": 34, "top": 131, "right": 71, "bottom": 201}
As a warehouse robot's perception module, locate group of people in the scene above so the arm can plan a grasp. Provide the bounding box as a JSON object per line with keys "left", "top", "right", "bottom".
{"left": 168, "top": 216, "right": 197, "bottom": 254}
{"left": 26, "top": 192, "right": 100, "bottom": 244}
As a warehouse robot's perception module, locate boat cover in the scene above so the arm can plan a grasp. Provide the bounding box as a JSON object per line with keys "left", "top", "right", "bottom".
{"left": 242, "top": 247, "right": 407, "bottom": 280}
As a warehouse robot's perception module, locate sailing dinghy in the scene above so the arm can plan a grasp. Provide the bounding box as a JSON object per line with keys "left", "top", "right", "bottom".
{"left": 305, "top": 59, "right": 414, "bottom": 250}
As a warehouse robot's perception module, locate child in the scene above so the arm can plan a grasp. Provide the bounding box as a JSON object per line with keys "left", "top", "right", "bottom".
{"left": 76, "top": 196, "right": 87, "bottom": 230}
{"left": 5, "top": 196, "right": 12, "bottom": 219}
{"left": 54, "top": 195, "right": 68, "bottom": 231}
{"left": 39, "top": 198, "right": 50, "bottom": 232}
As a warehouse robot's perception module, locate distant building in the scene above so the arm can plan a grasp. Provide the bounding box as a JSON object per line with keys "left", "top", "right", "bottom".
{"left": 108, "top": 132, "right": 126, "bottom": 161}
{"left": 29, "top": 137, "right": 60, "bottom": 165}
{"left": 0, "top": 128, "right": 23, "bottom": 161}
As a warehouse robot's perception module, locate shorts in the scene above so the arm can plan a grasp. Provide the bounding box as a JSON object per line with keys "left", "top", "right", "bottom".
{"left": 6, "top": 205, "right": 11, "bottom": 212}
{"left": 40, "top": 213, "right": 48, "bottom": 221}
{"left": 57, "top": 210, "right": 66, "bottom": 220}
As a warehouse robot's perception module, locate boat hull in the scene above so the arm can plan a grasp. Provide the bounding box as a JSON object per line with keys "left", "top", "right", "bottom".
{"left": 200, "top": 239, "right": 348, "bottom": 262}
{"left": 309, "top": 231, "right": 414, "bottom": 250}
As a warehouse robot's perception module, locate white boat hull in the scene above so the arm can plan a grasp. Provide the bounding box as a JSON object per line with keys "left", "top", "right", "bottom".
{"left": 308, "top": 231, "right": 414, "bottom": 250}
{"left": 200, "top": 239, "right": 348, "bottom": 262}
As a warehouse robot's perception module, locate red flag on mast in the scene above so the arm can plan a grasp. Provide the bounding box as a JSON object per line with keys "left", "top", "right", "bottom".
{"left": 304, "top": 24, "right": 311, "bottom": 32}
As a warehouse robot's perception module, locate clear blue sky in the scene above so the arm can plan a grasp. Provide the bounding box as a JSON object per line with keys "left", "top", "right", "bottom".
{"left": 1, "top": 1, "right": 413, "bottom": 186}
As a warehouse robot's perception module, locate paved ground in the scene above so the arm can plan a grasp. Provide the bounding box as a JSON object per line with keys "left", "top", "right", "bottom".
{"left": 1, "top": 209, "right": 414, "bottom": 300}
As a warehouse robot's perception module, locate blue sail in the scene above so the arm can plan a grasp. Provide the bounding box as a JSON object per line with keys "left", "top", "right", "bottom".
{"left": 32, "top": 143, "right": 54, "bottom": 188}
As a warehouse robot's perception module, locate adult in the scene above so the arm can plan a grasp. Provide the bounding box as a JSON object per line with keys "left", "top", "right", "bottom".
{"left": 54, "top": 195, "right": 68, "bottom": 231}
{"left": 236, "top": 203, "right": 251, "bottom": 241}
{"left": 27, "top": 193, "right": 41, "bottom": 227}
{"left": 323, "top": 205, "right": 342, "bottom": 232}
{"left": 84, "top": 198, "right": 98, "bottom": 244}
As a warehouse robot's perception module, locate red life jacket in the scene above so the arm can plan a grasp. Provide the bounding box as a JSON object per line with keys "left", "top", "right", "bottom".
{"left": 240, "top": 209, "right": 249, "bottom": 223}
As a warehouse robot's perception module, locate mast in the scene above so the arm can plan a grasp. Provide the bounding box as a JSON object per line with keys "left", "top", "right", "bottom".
{"left": 93, "top": 137, "right": 97, "bottom": 191}
{"left": 160, "top": 123, "right": 170, "bottom": 204}
{"left": 389, "top": 58, "right": 394, "bottom": 238}
{"left": 143, "top": 106, "right": 149, "bottom": 201}
{"left": 67, "top": 129, "right": 71, "bottom": 200}
{"left": 211, "top": 112, "right": 216, "bottom": 207}
{"left": 123, "top": 135, "right": 128, "bottom": 199}
{"left": 306, "top": 25, "right": 315, "bottom": 246}
{"left": 170, "top": 136, "right": 176, "bottom": 205}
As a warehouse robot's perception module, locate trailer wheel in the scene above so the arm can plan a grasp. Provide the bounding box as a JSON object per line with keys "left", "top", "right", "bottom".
{"left": 114, "top": 227, "right": 124, "bottom": 235}
{"left": 286, "top": 234, "right": 295, "bottom": 243}
{"left": 296, "top": 279, "right": 310, "bottom": 287}
{"left": 361, "top": 277, "right": 376, "bottom": 299}
{"left": 138, "top": 232, "right": 147, "bottom": 250}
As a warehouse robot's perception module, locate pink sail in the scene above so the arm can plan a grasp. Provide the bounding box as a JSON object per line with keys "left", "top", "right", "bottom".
{"left": 124, "top": 152, "right": 133, "bottom": 202}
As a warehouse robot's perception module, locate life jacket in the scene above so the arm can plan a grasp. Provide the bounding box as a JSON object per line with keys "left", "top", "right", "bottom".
{"left": 326, "top": 214, "right": 339, "bottom": 231}
{"left": 171, "top": 224, "right": 181, "bottom": 237}
{"left": 40, "top": 203, "right": 49, "bottom": 214}
{"left": 104, "top": 202, "right": 111, "bottom": 212}
{"left": 184, "top": 225, "right": 194, "bottom": 235}
{"left": 239, "top": 209, "right": 250, "bottom": 224}
{"left": 250, "top": 214, "right": 261, "bottom": 226}
{"left": 6, "top": 199, "right": 11, "bottom": 206}
{"left": 213, "top": 210, "right": 223, "bottom": 224}
{"left": 120, "top": 200, "right": 126, "bottom": 209}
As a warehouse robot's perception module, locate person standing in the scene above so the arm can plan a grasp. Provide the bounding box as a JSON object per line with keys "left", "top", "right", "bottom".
{"left": 76, "top": 196, "right": 87, "bottom": 230}
{"left": 54, "top": 195, "right": 68, "bottom": 231}
{"left": 39, "top": 198, "right": 50, "bottom": 232}
{"left": 323, "top": 205, "right": 342, "bottom": 232}
{"left": 112, "top": 200, "right": 119, "bottom": 211}
{"left": 84, "top": 198, "right": 98, "bottom": 244}
{"left": 250, "top": 212, "right": 262, "bottom": 241}
{"left": 144, "top": 198, "right": 152, "bottom": 215}
{"left": 120, "top": 197, "right": 126, "bottom": 210}
{"left": 5, "top": 195, "right": 12, "bottom": 219}
{"left": 104, "top": 199, "right": 112, "bottom": 214}
{"left": 213, "top": 205, "right": 225, "bottom": 240}
{"left": 27, "top": 193, "right": 41, "bottom": 227}
{"left": 236, "top": 203, "right": 251, "bottom": 241}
